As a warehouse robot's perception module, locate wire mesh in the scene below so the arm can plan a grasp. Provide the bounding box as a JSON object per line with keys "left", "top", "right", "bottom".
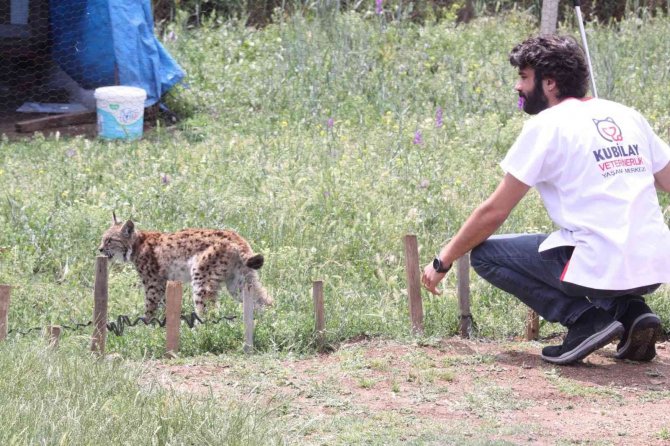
{"left": 0, "top": 0, "right": 120, "bottom": 136}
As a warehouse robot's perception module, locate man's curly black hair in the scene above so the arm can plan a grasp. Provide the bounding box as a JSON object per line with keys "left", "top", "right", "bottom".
{"left": 509, "top": 35, "right": 590, "bottom": 99}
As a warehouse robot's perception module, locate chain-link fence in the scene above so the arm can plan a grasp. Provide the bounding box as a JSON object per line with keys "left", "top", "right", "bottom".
{"left": 0, "top": 0, "right": 185, "bottom": 138}
{"left": 1, "top": 0, "right": 105, "bottom": 136}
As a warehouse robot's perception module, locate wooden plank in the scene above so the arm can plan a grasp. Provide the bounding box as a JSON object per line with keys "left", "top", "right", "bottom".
{"left": 456, "top": 254, "right": 472, "bottom": 338}
{"left": 165, "top": 281, "right": 183, "bottom": 357}
{"left": 243, "top": 288, "right": 254, "bottom": 354}
{"left": 91, "top": 256, "right": 108, "bottom": 355}
{"left": 0, "top": 285, "right": 10, "bottom": 341}
{"left": 15, "top": 111, "right": 96, "bottom": 133}
{"left": 403, "top": 234, "right": 424, "bottom": 334}
{"left": 313, "top": 280, "right": 325, "bottom": 351}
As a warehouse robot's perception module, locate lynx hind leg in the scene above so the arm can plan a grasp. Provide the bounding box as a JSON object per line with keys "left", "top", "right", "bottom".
{"left": 242, "top": 269, "right": 273, "bottom": 310}
{"left": 225, "top": 271, "right": 245, "bottom": 304}
{"left": 225, "top": 270, "right": 271, "bottom": 308}
{"left": 191, "top": 279, "right": 221, "bottom": 317}
{"left": 143, "top": 280, "right": 166, "bottom": 320}
{"left": 191, "top": 254, "right": 224, "bottom": 317}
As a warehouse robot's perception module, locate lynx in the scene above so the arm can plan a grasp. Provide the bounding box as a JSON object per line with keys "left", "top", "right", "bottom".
{"left": 98, "top": 214, "right": 273, "bottom": 318}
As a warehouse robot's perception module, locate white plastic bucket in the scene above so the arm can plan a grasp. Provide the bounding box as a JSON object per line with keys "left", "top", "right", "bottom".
{"left": 94, "top": 86, "right": 147, "bottom": 140}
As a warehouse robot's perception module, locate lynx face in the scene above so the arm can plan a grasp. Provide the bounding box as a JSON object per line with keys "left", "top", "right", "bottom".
{"left": 98, "top": 214, "right": 273, "bottom": 319}
{"left": 98, "top": 220, "right": 136, "bottom": 262}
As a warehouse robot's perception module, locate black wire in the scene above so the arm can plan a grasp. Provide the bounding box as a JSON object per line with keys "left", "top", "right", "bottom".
{"left": 6, "top": 312, "right": 238, "bottom": 337}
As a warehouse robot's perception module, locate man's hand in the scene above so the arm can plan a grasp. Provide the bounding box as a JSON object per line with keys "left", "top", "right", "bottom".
{"left": 422, "top": 263, "right": 445, "bottom": 295}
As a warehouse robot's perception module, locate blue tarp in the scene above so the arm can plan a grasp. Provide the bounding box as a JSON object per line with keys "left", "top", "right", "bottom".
{"left": 49, "top": 0, "right": 185, "bottom": 106}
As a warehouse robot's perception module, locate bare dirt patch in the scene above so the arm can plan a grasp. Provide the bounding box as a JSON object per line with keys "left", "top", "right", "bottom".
{"left": 144, "top": 337, "right": 670, "bottom": 445}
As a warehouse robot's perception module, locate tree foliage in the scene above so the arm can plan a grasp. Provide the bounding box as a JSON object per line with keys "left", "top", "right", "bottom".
{"left": 152, "top": 0, "right": 667, "bottom": 28}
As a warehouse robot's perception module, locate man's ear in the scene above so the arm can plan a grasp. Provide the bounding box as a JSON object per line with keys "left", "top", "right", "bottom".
{"left": 121, "top": 220, "right": 135, "bottom": 238}
{"left": 544, "top": 77, "right": 557, "bottom": 92}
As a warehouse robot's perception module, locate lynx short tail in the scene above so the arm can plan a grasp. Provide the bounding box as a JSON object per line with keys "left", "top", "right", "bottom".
{"left": 245, "top": 254, "right": 264, "bottom": 270}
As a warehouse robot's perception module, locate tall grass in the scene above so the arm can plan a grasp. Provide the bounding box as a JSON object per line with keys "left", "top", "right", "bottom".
{"left": 1, "top": 11, "right": 669, "bottom": 359}
{"left": 0, "top": 340, "right": 292, "bottom": 444}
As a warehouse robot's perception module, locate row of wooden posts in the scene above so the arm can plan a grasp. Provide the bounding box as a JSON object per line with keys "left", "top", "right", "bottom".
{"left": 0, "top": 235, "right": 540, "bottom": 354}
{"left": 402, "top": 235, "right": 540, "bottom": 340}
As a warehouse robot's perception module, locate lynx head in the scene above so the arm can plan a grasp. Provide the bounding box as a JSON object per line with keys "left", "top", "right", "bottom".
{"left": 98, "top": 212, "right": 137, "bottom": 262}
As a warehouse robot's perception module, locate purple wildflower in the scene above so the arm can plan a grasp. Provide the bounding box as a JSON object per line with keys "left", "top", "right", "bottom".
{"left": 167, "top": 31, "right": 177, "bottom": 41}
{"left": 160, "top": 173, "right": 171, "bottom": 185}
{"left": 327, "top": 117, "right": 334, "bottom": 129}
{"left": 65, "top": 149, "right": 77, "bottom": 158}
{"left": 419, "top": 179, "right": 430, "bottom": 189}
{"left": 375, "top": 0, "right": 383, "bottom": 15}
{"left": 517, "top": 96, "right": 525, "bottom": 110}
{"left": 413, "top": 130, "right": 423, "bottom": 145}
{"left": 435, "top": 106, "right": 443, "bottom": 128}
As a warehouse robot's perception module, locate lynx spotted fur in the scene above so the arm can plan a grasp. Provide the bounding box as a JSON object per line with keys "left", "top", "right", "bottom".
{"left": 98, "top": 216, "right": 273, "bottom": 318}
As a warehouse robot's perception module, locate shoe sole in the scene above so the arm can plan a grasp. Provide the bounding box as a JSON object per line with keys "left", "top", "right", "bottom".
{"left": 615, "top": 314, "right": 662, "bottom": 362}
{"left": 541, "top": 321, "right": 624, "bottom": 365}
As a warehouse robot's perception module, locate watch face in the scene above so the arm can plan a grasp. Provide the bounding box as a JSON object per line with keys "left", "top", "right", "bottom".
{"left": 433, "top": 257, "right": 441, "bottom": 270}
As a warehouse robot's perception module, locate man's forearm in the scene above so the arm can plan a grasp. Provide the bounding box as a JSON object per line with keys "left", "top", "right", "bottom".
{"left": 437, "top": 202, "right": 508, "bottom": 266}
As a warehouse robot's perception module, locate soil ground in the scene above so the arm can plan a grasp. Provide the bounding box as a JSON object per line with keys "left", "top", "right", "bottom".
{"left": 144, "top": 336, "right": 670, "bottom": 445}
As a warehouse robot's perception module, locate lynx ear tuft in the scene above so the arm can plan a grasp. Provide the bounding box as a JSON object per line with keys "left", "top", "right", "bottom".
{"left": 113, "top": 211, "right": 120, "bottom": 225}
{"left": 121, "top": 220, "right": 135, "bottom": 238}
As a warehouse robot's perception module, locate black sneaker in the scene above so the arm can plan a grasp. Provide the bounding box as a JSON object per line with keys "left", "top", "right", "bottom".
{"left": 541, "top": 308, "right": 624, "bottom": 365}
{"left": 615, "top": 300, "right": 662, "bottom": 362}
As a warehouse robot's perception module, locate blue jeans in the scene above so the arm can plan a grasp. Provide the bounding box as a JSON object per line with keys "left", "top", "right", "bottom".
{"left": 470, "top": 234, "right": 660, "bottom": 327}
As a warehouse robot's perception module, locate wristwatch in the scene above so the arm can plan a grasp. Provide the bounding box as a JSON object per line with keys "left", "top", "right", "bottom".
{"left": 432, "top": 257, "right": 452, "bottom": 274}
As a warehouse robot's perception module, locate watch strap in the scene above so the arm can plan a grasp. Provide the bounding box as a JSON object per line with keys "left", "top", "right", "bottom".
{"left": 433, "top": 257, "right": 452, "bottom": 273}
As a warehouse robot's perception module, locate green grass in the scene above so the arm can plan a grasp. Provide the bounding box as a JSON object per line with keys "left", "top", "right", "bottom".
{"left": 460, "top": 379, "right": 532, "bottom": 416}
{"left": 0, "top": 340, "right": 291, "bottom": 445}
{"left": 2, "top": 10, "right": 670, "bottom": 358}
{"left": 1, "top": 9, "right": 670, "bottom": 442}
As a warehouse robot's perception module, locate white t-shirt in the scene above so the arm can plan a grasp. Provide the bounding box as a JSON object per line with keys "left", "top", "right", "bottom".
{"left": 501, "top": 97, "right": 670, "bottom": 290}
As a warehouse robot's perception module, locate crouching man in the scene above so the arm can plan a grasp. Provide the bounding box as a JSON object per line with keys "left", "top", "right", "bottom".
{"left": 422, "top": 35, "right": 670, "bottom": 365}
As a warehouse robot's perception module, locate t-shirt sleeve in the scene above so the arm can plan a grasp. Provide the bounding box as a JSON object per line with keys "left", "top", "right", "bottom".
{"left": 642, "top": 116, "right": 670, "bottom": 173}
{"left": 500, "top": 118, "right": 553, "bottom": 187}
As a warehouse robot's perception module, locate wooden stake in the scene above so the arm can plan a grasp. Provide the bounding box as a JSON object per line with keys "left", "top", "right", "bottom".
{"left": 45, "top": 325, "right": 62, "bottom": 349}
{"left": 313, "top": 280, "right": 325, "bottom": 351}
{"left": 403, "top": 234, "right": 424, "bottom": 334}
{"left": 456, "top": 254, "right": 472, "bottom": 338}
{"left": 525, "top": 309, "right": 540, "bottom": 341}
{"left": 91, "top": 256, "right": 108, "bottom": 355}
{"left": 165, "top": 281, "right": 183, "bottom": 357}
{"left": 243, "top": 288, "right": 254, "bottom": 354}
{"left": 0, "top": 285, "right": 10, "bottom": 342}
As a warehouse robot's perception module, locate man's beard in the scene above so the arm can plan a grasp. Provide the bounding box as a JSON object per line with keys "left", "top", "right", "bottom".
{"left": 521, "top": 81, "right": 549, "bottom": 115}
